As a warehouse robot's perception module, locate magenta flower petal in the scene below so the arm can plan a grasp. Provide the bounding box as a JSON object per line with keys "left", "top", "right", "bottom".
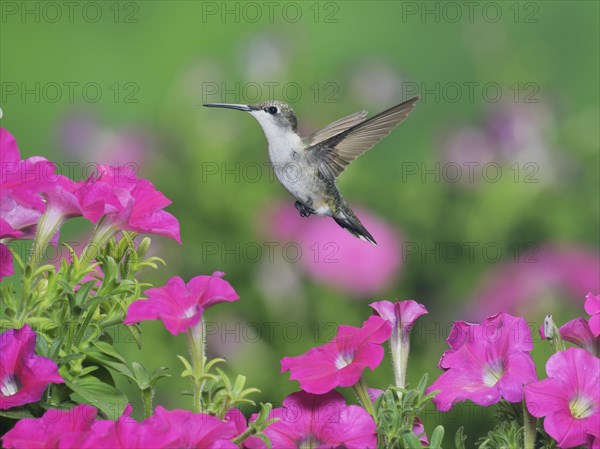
{"left": 256, "top": 390, "right": 377, "bottom": 449}
{"left": 0, "top": 243, "right": 14, "bottom": 280}
{"left": 1, "top": 404, "right": 98, "bottom": 449}
{"left": 124, "top": 273, "right": 239, "bottom": 335}
{"left": 427, "top": 313, "right": 537, "bottom": 411}
{"left": 74, "top": 404, "right": 238, "bottom": 448}
{"left": 370, "top": 300, "right": 428, "bottom": 333}
{"left": 0, "top": 325, "right": 64, "bottom": 410}
{"left": 75, "top": 165, "right": 181, "bottom": 243}
{"left": 281, "top": 316, "right": 391, "bottom": 394}
{"left": 525, "top": 348, "right": 600, "bottom": 448}
{"left": 0, "top": 218, "right": 20, "bottom": 280}
{"left": 143, "top": 406, "right": 238, "bottom": 449}
{"left": 560, "top": 317, "right": 599, "bottom": 357}
{"left": 585, "top": 293, "right": 600, "bottom": 337}
{"left": 1, "top": 129, "right": 57, "bottom": 234}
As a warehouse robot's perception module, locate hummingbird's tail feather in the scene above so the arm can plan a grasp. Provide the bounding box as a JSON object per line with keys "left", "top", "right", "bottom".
{"left": 332, "top": 209, "right": 377, "bottom": 246}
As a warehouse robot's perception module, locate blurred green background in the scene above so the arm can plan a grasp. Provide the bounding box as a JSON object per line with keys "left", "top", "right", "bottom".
{"left": 2, "top": 1, "right": 599, "bottom": 444}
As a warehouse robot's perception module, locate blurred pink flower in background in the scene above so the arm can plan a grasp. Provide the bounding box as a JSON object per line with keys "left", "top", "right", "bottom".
{"left": 264, "top": 201, "right": 403, "bottom": 297}
{"left": 348, "top": 59, "right": 404, "bottom": 109}
{"left": 439, "top": 102, "right": 559, "bottom": 186}
{"left": 58, "top": 113, "right": 153, "bottom": 170}
{"left": 466, "top": 245, "right": 600, "bottom": 320}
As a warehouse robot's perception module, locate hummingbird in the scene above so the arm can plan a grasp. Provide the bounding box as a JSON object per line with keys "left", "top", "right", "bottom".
{"left": 204, "top": 97, "right": 419, "bottom": 245}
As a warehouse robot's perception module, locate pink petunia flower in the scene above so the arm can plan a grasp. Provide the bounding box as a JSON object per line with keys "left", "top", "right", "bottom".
{"left": 426, "top": 313, "right": 537, "bottom": 411}
{"left": 79, "top": 405, "right": 238, "bottom": 449}
{"left": 124, "top": 272, "right": 239, "bottom": 335}
{"left": 560, "top": 317, "right": 599, "bottom": 357}
{"left": 143, "top": 406, "right": 238, "bottom": 449}
{"left": 525, "top": 348, "right": 600, "bottom": 448}
{"left": 585, "top": 293, "right": 600, "bottom": 338}
{"left": 264, "top": 201, "right": 402, "bottom": 297}
{"left": 0, "top": 218, "right": 22, "bottom": 280}
{"left": 0, "top": 129, "right": 57, "bottom": 236}
{"left": 1, "top": 404, "right": 98, "bottom": 449}
{"left": 30, "top": 174, "right": 91, "bottom": 262}
{"left": 280, "top": 315, "right": 392, "bottom": 394}
{"left": 76, "top": 165, "right": 181, "bottom": 243}
{"left": 256, "top": 390, "right": 377, "bottom": 449}
{"left": 370, "top": 300, "right": 428, "bottom": 388}
{"left": 0, "top": 325, "right": 64, "bottom": 410}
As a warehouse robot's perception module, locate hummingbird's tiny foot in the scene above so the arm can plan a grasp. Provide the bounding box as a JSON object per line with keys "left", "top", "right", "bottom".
{"left": 294, "top": 201, "right": 314, "bottom": 218}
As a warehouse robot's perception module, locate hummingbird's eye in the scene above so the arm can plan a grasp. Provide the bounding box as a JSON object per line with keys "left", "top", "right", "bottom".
{"left": 266, "top": 106, "right": 278, "bottom": 115}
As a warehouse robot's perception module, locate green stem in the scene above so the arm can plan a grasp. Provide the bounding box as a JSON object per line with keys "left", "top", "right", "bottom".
{"left": 186, "top": 318, "right": 206, "bottom": 413}
{"left": 353, "top": 377, "right": 376, "bottom": 421}
{"left": 80, "top": 219, "right": 116, "bottom": 269}
{"left": 29, "top": 208, "right": 63, "bottom": 270}
{"left": 232, "top": 427, "right": 256, "bottom": 445}
{"left": 523, "top": 399, "right": 537, "bottom": 449}
{"left": 141, "top": 388, "right": 154, "bottom": 419}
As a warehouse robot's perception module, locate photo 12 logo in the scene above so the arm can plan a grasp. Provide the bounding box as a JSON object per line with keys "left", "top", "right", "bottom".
{"left": 1, "top": 81, "right": 139, "bottom": 104}
{"left": 200, "top": 1, "right": 340, "bottom": 24}
{"left": 1, "top": 1, "right": 139, "bottom": 23}
{"left": 400, "top": 1, "right": 540, "bottom": 24}
{"left": 201, "top": 81, "right": 340, "bottom": 104}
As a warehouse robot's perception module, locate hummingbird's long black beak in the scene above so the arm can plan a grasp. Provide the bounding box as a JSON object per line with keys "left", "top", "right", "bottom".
{"left": 203, "top": 103, "right": 252, "bottom": 112}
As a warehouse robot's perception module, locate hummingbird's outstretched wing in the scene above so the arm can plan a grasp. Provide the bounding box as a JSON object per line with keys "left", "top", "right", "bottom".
{"left": 308, "top": 97, "right": 419, "bottom": 180}
{"left": 304, "top": 110, "right": 368, "bottom": 147}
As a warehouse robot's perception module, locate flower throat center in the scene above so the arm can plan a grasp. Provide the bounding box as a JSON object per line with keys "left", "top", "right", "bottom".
{"left": 335, "top": 350, "right": 355, "bottom": 369}
{"left": 482, "top": 360, "right": 505, "bottom": 387}
{"left": 297, "top": 434, "right": 322, "bottom": 449}
{"left": 569, "top": 395, "right": 595, "bottom": 419}
{"left": 1, "top": 374, "right": 21, "bottom": 397}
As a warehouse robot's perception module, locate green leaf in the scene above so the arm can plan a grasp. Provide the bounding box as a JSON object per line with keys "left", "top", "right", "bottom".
{"left": 455, "top": 426, "right": 467, "bottom": 449}
{"left": 88, "top": 356, "right": 136, "bottom": 383}
{"left": 66, "top": 375, "right": 128, "bottom": 420}
{"left": 123, "top": 324, "right": 142, "bottom": 349}
{"left": 149, "top": 367, "right": 171, "bottom": 388}
{"left": 0, "top": 407, "right": 36, "bottom": 420}
{"left": 92, "top": 341, "right": 127, "bottom": 364}
{"left": 177, "top": 355, "right": 194, "bottom": 378}
{"left": 402, "top": 431, "right": 424, "bottom": 449}
{"left": 26, "top": 317, "right": 59, "bottom": 333}
{"left": 131, "top": 361, "right": 150, "bottom": 388}
{"left": 75, "top": 281, "right": 97, "bottom": 308}
{"left": 429, "top": 426, "right": 445, "bottom": 449}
